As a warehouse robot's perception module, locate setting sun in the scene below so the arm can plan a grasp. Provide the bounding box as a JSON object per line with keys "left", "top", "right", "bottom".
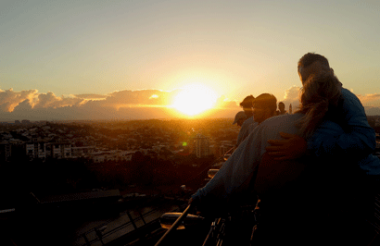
{"left": 172, "top": 84, "right": 218, "bottom": 116}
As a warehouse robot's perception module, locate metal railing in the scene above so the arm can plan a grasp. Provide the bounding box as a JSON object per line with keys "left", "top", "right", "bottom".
{"left": 77, "top": 197, "right": 183, "bottom": 246}
{"left": 79, "top": 207, "right": 158, "bottom": 246}
{"left": 154, "top": 204, "right": 193, "bottom": 246}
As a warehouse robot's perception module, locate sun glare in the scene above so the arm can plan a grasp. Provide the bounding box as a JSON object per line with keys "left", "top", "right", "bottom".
{"left": 172, "top": 84, "right": 217, "bottom": 116}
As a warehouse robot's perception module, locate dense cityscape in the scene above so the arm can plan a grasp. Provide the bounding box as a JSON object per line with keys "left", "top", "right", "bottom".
{"left": 0, "top": 118, "right": 245, "bottom": 198}
{"left": 0, "top": 118, "right": 240, "bottom": 162}
{"left": 1, "top": 116, "right": 380, "bottom": 246}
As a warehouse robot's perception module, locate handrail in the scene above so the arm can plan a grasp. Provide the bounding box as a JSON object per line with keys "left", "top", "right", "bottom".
{"left": 154, "top": 204, "right": 193, "bottom": 246}
{"left": 79, "top": 199, "right": 166, "bottom": 246}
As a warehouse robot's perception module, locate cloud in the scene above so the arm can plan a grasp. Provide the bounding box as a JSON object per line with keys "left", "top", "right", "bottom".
{"left": 80, "top": 90, "right": 176, "bottom": 110}
{"left": 0, "top": 88, "right": 38, "bottom": 112}
{"left": 0, "top": 88, "right": 243, "bottom": 121}
{"left": 215, "top": 95, "right": 240, "bottom": 109}
{"left": 13, "top": 99, "right": 33, "bottom": 111}
{"left": 33, "top": 92, "right": 84, "bottom": 109}
{"left": 281, "top": 86, "right": 301, "bottom": 111}
{"left": 149, "top": 94, "right": 159, "bottom": 99}
{"left": 73, "top": 94, "right": 108, "bottom": 100}
{"left": 357, "top": 93, "right": 380, "bottom": 104}
{"left": 13, "top": 85, "right": 380, "bottom": 121}
{"left": 99, "top": 89, "right": 240, "bottom": 110}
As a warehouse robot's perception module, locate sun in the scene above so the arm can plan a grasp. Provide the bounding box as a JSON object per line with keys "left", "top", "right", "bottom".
{"left": 172, "top": 84, "right": 218, "bottom": 116}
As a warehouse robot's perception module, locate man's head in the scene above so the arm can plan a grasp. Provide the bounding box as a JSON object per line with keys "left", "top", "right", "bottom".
{"left": 252, "top": 93, "right": 277, "bottom": 124}
{"left": 278, "top": 102, "right": 286, "bottom": 113}
{"left": 298, "top": 53, "right": 331, "bottom": 84}
{"left": 232, "top": 111, "right": 247, "bottom": 127}
{"left": 240, "top": 95, "right": 255, "bottom": 117}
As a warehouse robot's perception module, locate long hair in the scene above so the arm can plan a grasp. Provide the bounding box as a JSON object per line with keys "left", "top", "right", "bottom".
{"left": 296, "top": 71, "right": 343, "bottom": 138}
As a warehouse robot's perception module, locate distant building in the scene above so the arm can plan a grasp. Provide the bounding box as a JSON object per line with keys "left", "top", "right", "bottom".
{"left": 193, "top": 134, "right": 211, "bottom": 158}
{"left": 92, "top": 149, "right": 135, "bottom": 163}
{"left": 26, "top": 140, "right": 48, "bottom": 160}
{"left": 44, "top": 142, "right": 71, "bottom": 159}
{"left": 71, "top": 146, "right": 95, "bottom": 158}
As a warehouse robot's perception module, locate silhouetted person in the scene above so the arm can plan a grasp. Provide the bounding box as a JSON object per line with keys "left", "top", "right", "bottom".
{"left": 236, "top": 95, "right": 255, "bottom": 146}
{"left": 232, "top": 111, "right": 247, "bottom": 127}
{"left": 276, "top": 102, "right": 287, "bottom": 115}
{"left": 252, "top": 93, "right": 277, "bottom": 125}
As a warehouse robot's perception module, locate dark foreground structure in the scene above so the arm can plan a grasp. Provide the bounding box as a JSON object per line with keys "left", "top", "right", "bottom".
{"left": 1, "top": 150, "right": 379, "bottom": 246}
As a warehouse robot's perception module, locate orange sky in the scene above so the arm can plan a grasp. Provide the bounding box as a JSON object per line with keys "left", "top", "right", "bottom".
{"left": 1, "top": 0, "right": 380, "bottom": 120}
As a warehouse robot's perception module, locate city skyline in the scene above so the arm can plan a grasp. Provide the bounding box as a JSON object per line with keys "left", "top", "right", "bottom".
{"left": 1, "top": 0, "right": 380, "bottom": 121}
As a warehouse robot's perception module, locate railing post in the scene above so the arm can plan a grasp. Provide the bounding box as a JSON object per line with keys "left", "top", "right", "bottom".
{"left": 138, "top": 210, "right": 147, "bottom": 225}
{"left": 126, "top": 210, "right": 138, "bottom": 230}
{"left": 95, "top": 228, "right": 105, "bottom": 246}
{"left": 82, "top": 233, "right": 91, "bottom": 246}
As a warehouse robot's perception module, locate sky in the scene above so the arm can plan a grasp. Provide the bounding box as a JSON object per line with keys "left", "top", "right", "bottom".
{"left": 1, "top": 0, "right": 380, "bottom": 121}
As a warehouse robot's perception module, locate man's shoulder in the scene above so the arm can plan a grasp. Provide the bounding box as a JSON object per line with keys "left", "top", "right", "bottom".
{"left": 341, "top": 87, "right": 364, "bottom": 108}
{"left": 342, "top": 87, "right": 360, "bottom": 101}
{"left": 265, "top": 113, "right": 302, "bottom": 124}
{"left": 258, "top": 114, "right": 302, "bottom": 131}
{"left": 251, "top": 114, "right": 302, "bottom": 139}
{"left": 241, "top": 117, "right": 254, "bottom": 127}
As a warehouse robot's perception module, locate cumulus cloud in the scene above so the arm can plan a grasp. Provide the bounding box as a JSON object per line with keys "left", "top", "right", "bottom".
{"left": 281, "top": 86, "right": 301, "bottom": 112}
{"left": 0, "top": 88, "right": 38, "bottom": 112}
{"left": 104, "top": 90, "right": 174, "bottom": 108}
{"left": 10, "top": 85, "right": 380, "bottom": 121}
{"left": 33, "top": 92, "right": 84, "bottom": 109}
{"left": 357, "top": 93, "right": 380, "bottom": 104}
{"left": 0, "top": 89, "right": 88, "bottom": 113}
{"left": 215, "top": 95, "right": 239, "bottom": 109}
{"left": 0, "top": 88, "right": 245, "bottom": 121}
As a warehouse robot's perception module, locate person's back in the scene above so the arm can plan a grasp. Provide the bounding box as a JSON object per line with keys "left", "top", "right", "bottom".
{"left": 191, "top": 113, "right": 311, "bottom": 209}
{"left": 253, "top": 126, "right": 377, "bottom": 245}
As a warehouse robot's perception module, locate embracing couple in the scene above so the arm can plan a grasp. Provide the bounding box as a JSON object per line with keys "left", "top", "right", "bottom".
{"left": 190, "top": 52, "right": 380, "bottom": 246}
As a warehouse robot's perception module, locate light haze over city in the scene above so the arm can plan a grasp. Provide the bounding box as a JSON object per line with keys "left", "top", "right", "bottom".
{"left": 1, "top": 0, "right": 380, "bottom": 121}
